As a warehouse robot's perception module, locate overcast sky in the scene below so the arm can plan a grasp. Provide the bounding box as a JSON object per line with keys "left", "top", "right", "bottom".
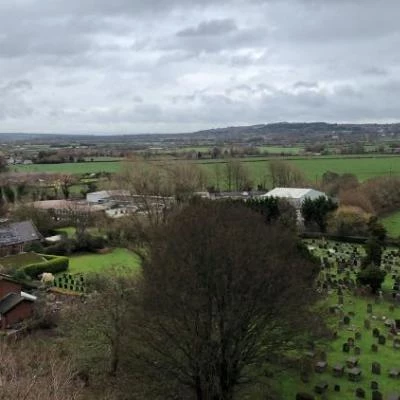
{"left": 0, "top": 0, "right": 399, "bottom": 134}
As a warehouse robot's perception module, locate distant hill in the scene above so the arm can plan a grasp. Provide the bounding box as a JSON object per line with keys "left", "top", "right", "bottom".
{"left": 0, "top": 122, "right": 400, "bottom": 143}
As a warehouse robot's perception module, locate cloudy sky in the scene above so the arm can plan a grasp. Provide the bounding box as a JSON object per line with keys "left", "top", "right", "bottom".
{"left": 0, "top": 0, "right": 399, "bottom": 134}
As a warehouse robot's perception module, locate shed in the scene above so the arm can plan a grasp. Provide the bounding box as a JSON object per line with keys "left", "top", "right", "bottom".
{"left": 0, "top": 292, "right": 35, "bottom": 329}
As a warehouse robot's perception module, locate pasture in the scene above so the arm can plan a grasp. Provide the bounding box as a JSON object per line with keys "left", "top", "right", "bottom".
{"left": 11, "top": 161, "right": 121, "bottom": 174}
{"left": 9, "top": 155, "right": 400, "bottom": 191}
{"left": 198, "top": 155, "right": 400, "bottom": 188}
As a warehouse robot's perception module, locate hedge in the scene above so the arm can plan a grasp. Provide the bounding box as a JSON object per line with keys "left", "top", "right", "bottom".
{"left": 20, "top": 254, "right": 69, "bottom": 278}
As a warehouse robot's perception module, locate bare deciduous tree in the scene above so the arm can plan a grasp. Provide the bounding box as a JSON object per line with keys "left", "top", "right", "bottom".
{"left": 0, "top": 340, "right": 81, "bottom": 400}
{"left": 269, "top": 160, "right": 307, "bottom": 188}
{"left": 132, "top": 201, "right": 318, "bottom": 399}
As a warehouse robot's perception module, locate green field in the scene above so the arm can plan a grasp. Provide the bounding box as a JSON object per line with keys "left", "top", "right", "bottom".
{"left": 10, "top": 156, "right": 400, "bottom": 190}
{"left": 11, "top": 161, "right": 121, "bottom": 174}
{"left": 198, "top": 156, "right": 400, "bottom": 188}
{"left": 276, "top": 240, "right": 400, "bottom": 399}
{"left": 259, "top": 145, "right": 304, "bottom": 154}
{"left": 68, "top": 248, "right": 141, "bottom": 275}
{"left": 382, "top": 212, "right": 400, "bottom": 238}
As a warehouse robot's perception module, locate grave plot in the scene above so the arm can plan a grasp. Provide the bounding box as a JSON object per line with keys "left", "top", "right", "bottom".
{"left": 278, "top": 239, "right": 400, "bottom": 399}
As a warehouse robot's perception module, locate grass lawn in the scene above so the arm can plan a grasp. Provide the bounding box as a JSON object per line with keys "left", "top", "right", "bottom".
{"left": 0, "top": 252, "right": 45, "bottom": 269}
{"left": 68, "top": 248, "right": 141, "bottom": 275}
{"left": 56, "top": 227, "right": 102, "bottom": 238}
{"left": 381, "top": 211, "right": 400, "bottom": 238}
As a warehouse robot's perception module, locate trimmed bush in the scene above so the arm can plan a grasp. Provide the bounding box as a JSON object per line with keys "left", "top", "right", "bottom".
{"left": 20, "top": 254, "right": 69, "bottom": 278}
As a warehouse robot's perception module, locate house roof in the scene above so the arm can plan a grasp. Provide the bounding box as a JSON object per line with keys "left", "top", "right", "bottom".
{"left": 0, "top": 293, "right": 27, "bottom": 314}
{"left": 261, "top": 187, "right": 326, "bottom": 200}
{"left": 0, "top": 220, "right": 41, "bottom": 247}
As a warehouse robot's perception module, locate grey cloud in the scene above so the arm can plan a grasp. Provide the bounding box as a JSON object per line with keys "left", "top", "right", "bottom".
{"left": 177, "top": 19, "right": 238, "bottom": 37}
{"left": 293, "top": 81, "right": 319, "bottom": 89}
{"left": 0, "top": 0, "right": 400, "bottom": 133}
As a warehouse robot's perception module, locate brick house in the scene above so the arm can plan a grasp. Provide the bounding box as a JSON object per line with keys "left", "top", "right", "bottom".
{"left": 0, "top": 220, "right": 42, "bottom": 256}
{"left": 0, "top": 274, "right": 36, "bottom": 329}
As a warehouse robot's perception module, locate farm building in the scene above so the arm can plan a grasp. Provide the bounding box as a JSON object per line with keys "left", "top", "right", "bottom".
{"left": 260, "top": 187, "right": 327, "bottom": 209}
{"left": 33, "top": 200, "right": 107, "bottom": 218}
{"left": 0, "top": 220, "right": 42, "bottom": 256}
{"left": 0, "top": 274, "right": 36, "bottom": 329}
{"left": 260, "top": 188, "right": 328, "bottom": 223}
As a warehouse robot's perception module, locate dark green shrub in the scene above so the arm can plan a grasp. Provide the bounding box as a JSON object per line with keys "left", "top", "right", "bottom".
{"left": 21, "top": 254, "right": 69, "bottom": 278}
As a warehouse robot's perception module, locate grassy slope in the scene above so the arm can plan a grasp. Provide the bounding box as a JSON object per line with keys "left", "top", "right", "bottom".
{"left": 68, "top": 248, "right": 141, "bottom": 275}
{"left": 382, "top": 211, "right": 400, "bottom": 238}
{"left": 277, "top": 240, "right": 400, "bottom": 399}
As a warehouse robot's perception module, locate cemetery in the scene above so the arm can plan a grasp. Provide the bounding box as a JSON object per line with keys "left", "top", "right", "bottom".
{"left": 284, "top": 239, "right": 400, "bottom": 399}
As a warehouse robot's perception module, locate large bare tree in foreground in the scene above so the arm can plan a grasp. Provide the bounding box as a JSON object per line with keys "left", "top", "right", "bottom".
{"left": 133, "top": 201, "right": 318, "bottom": 399}
{"left": 0, "top": 340, "right": 81, "bottom": 400}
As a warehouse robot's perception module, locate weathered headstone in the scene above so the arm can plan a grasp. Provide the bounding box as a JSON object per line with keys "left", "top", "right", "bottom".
{"left": 371, "top": 381, "right": 379, "bottom": 390}
{"left": 364, "top": 319, "right": 371, "bottom": 330}
{"left": 355, "top": 387, "right": 366, "bottom": 398}
{"left": 314, "top": 381, "right": 328, "bottom": 394}
{"left": 354, "top": 346, "right": 361, "bottom": 355}
{"left": 372, "top": 362, "right": 381, "bottom": 375}
{"left": 332, "top": 364, "right": 344, "bottom": 378}
{"left": 372, "top": 391, "right": 383, "bottom": 400}
{"left": 314, "top": 361, "right": 327, "bottom": 373}
{"left": 373, "top": 328, "right": 380, "bottom": 338}
{"left": 371, "top": 344, "right": 378, "bottom": 352}
{"left": 378, "top": 335, "right": 386, "bottom": 345}
{"left": 296, "top": 393, "right": 315, "bottom": 400}
{"left": 342, "top": 343, "right": 350, "bottom": 353}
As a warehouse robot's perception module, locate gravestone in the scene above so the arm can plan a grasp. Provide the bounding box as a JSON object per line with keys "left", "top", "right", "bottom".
{"left": 334, "top": 384, "right": 340, "bottom": 392}
{"left": 371, "top": 381, "right": 379, "bottom": 390}
{"left": 367, "top": 304, "right": 373, "bottom": 313}
{"left": 296, "top": 393, "right": 315, "bottom": 400}
{"left": 348, "top": 367, "right": 362, "bottom": 382}
{"left": 314, "top": 381, "right": 328, "bottom": 394}
{"left": 354, "top": 346, "right": 361, "bottom": 355}
{"left": 378, "top": 335, "right": 386, "bottom": 345}
{"left": 314, "top": 361, "right": 327, "bottom": 373}
{"left": 372, "top": 362, "right": 381, "bottom": 375}
{"left": 346, "top": 357, "right": 359, "bottom": 368}
{"left": 343, "top": 315, "right": 350, "bottom": 325}
{"left": 389, "top": 369, "right": 400, "bottom": 378}
{"left": 364, "top": 319, "right": 371, "bottom": 329}
{"left": 342, "top": 343, "right": 350, "bottom": 353}
{"left": 373, "top": 328, "right": 380, "bottom": 338}
{"left": 347, "top": 337, "right": 355, "bottom": 347}
{"left": 332, "top": 364, "right": 344, "bottom": 378}
{"left": 355, "top": 331, "right": 362, "bottom": 340}
{"left": 355, "top": 388, "right": 366, "bottom": 398}
{"left": 372, "top": 391, "right": 383, "bottom": 400}
{"left": 371, "top": 344, "right": 378, "bottom": 352}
